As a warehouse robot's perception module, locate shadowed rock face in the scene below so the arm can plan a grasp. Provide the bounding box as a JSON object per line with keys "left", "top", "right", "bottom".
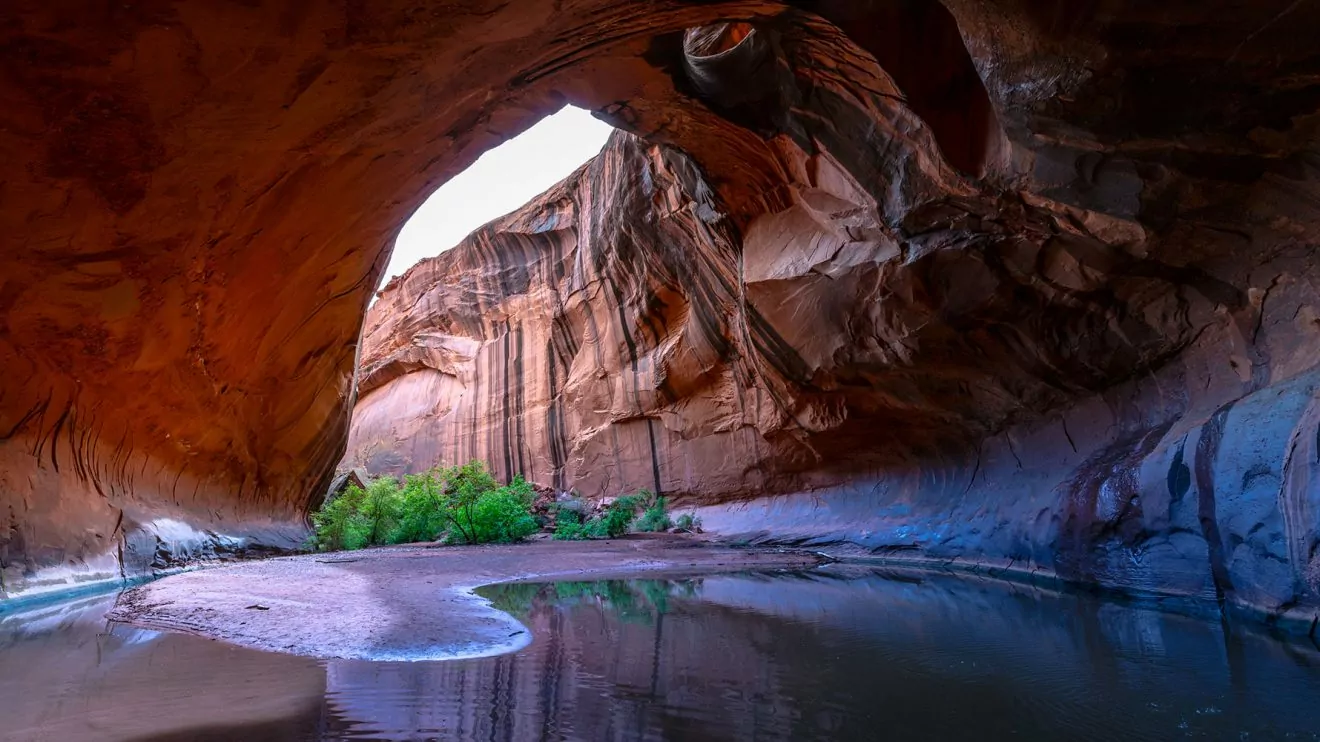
{"left": 2, "top": 1, "right": 1318, "bottom": 620}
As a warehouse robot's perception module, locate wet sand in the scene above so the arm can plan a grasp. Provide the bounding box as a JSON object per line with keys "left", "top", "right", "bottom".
{"left": 109, "top": 535, "right": 822, "bottom": 660}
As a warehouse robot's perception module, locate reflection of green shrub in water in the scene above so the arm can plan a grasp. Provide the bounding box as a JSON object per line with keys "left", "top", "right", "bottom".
{"left": 638, "top": 579, "right": 673, "bottom": 614}
{"left": 555, "top": 580, "right": 650, "bottom": 623}
{"left": 479, "top": 582, "right": 546, "bottom": 617}
{"left": 551, "top": 581, "right": 599, "bottom": 601}
{"left": 479, "top": 579, "right": 702, "bottom": 624}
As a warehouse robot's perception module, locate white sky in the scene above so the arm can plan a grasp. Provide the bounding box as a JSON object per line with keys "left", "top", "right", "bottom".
{"left": 382, "top": 106, "right": 615, "bottom": 286}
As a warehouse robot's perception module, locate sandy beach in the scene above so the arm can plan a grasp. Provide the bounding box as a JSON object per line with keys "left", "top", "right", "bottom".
{"left": 108, "top": 535, "right": 823, "bottom": 660}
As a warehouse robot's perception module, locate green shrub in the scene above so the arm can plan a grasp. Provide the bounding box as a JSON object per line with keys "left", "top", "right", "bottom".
{"left": 635, "top": 496, "right": 672, "bottom": 532}
{"left": 612, "top": 492, "right": 648, "bottom": 512}
{"left": 309, "top": 462, "right": 540, "bottom": 551}
{"left": 361, "top": 476, "right": 402, "bottom": 545}
{"left": 311, "top": 482, "right": 372, "bottom": 551}
{"left": 441, "top": 466, "right": 536, "bottom": 545}
{"left": 467, "top": 482, "right": 538, "bottom": 544}
{"left": 391, "top": 471, "right": 447, "bottom": 544}
{"left": 588, "top": 518, "right": 612, "bottom": 538}
{"left": 599, "top": 495, "right": 640, "bottom": 538}
{"left": 674, "top": 512, "right": 702, "bottom": 532}
{"left": 550, "top": 490, "right": 653, "bottom": 540}
{"left": 439, "top": 461, "right": 502, "bottom": 544}
{"left": 553, "top": 508, "right": 589, "bottom": 541}
{"left": 477, "top": 581, "right": 544, "bottom": 617}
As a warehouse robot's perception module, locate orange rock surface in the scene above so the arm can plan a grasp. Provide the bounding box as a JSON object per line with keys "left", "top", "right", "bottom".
{"left": 3, "top": 0, "right": 1320, "bottom": 629}
{"left": 0, "top": 0, "right": 995, "bottom": 597}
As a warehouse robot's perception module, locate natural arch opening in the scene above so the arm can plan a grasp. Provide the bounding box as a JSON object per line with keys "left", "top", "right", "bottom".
{"left": 5, "top": 0, "right": 1316, "bottom": 635}
{"left": 381, "top": 106, "right": 615, "bottom": 288}
{"left": 342, "top": 14, "right": 1009, "bottom": 506}
{"left": 0, "top": 0, "right": 1114, "bottom": 593}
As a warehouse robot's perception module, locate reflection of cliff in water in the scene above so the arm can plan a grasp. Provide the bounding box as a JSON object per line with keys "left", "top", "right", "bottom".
{"left": 0, "top": 594, "right": 327, "bottom": 741}
{"left": 3, "top": 570, "right": 1320, "bottom": 740}
{"left": 322, "top": 571, "right": 1320, "bottom": 741}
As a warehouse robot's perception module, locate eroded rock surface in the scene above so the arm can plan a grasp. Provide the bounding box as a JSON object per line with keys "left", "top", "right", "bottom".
{"left": 0, "top": 0, "right": 886, "bottom": 598}
{"left": 2, "top": 1, "right": 1319, "bottom": 622}
{"left": 345, "top": 7, "right": 1320, "bottom": 626}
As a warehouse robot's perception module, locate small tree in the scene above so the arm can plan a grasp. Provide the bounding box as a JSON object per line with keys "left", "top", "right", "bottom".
{"left": 635, "top": 495, "right": 672, "bottom": 532}
{"left": 440, "top": 461, "right": 501, "bottom": 544}
{"left": 393, "top": 470, "right": 446, "bottom": 544}
{"left": 470, "top": 476, "right": 539, "bottom": 543}
{"left": 441, "top": 464, "right": 539, "bottom": 545}
{"left": 360, "top": 476, "right": 401, "bottom": 545}
{"left": 311, "top": 483, "right": 370, "bottom": 551}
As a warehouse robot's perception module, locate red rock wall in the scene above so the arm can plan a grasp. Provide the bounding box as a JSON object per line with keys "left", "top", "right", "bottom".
{"left": 0, "top": 0, "right": 886, "bottom": 599}
{"left": 4, "top": 0, "right": 1320, "bottom": 624}
{"left": 0, "top": 0, "right": 992, "bottom": 599}
{"left": 346, "top": 7, "right": 1320, "bottom": 627}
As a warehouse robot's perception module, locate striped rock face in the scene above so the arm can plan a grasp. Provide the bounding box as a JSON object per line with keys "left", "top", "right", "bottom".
{"left": 347, "top": 7, "right": 1320, "bottom": 625}
{"left": 4, "top": 0, "right": 1320, "bottom": 624}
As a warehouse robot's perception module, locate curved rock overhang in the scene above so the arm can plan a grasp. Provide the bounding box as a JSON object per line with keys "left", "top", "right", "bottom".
{"left": 2, "top": 0, "right": 1319, "bottom": 620}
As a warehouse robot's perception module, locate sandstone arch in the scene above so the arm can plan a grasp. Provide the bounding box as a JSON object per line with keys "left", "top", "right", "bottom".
{"left": 0, "top": 0, "right": 1000, "bottom": 597}
{"left": 2, "top": 0, "right": 1319, "bottom": 630}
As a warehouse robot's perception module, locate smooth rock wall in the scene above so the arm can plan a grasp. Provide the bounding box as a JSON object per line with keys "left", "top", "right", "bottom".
{"left": 5, "top": 0, "right": 1319, "bottom": 615}
{"left": 346, "top": 4, "right": 1320, "bottom": 624}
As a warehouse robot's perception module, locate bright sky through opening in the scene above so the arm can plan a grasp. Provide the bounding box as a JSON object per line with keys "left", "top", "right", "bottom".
{"left": 382, "top": 106, "right": 614, "bottom": 287}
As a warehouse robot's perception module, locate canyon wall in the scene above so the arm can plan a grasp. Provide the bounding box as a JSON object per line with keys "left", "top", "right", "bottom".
{"left": 3, "top": 0, "right": 1319, "bottom": 621}
{"left": 1, "top": 0, "right": 950, "bottom": 600}
{"left": 347, "top": 9, "right": 1320, "bottom": 628}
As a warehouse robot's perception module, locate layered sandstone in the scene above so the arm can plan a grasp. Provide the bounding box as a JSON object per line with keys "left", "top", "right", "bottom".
{"left": 347, "top": 9, "right": 1320, "bottom": 626}
{"left": 0, "top": 0, "right": 972, "bottom": 599}
{"left": 3, "top": 0, "right": 1319, "bottom": 623}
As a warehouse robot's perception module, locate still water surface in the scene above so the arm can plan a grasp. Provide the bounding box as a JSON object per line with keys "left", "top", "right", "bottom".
{"left": 2, "top": 566, "right": 1319, "bottom": 741}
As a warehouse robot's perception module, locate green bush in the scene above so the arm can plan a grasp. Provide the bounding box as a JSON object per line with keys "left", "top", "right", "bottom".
{"left": 599, "top": 494, "right": 642, "bottom": 538}
{"left": 312, "top": 473, "right": 674, "bottom": 550}
{"left": 391, "top": 471, "right": 447, "bottom": 544}
{"left": 361, "top": 476, "right": 402, "bottom": 545}
{"left": 311, "top": 482, "right": 371, "bottom": 551}
{"left": 439, "top": 460, "right": 502, "bottom": 544}
{"left": 552, "top": 491, "right": 648, "bottom": 540}
{"left": 553, "top": 508, "right": 589, "bottom": 541}
{"left": 635, "top": 496, "right": 672, "bottom": 532}
{"left": 462, "top": 479, "right": 538, "bottom": 544}
{"left": 309, "top": 462, "right": 540, "bottom": 551}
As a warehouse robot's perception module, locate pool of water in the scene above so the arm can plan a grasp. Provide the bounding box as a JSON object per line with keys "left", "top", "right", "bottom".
{"left": 2, "top": 566, "right": 1319, "bottom": 741}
